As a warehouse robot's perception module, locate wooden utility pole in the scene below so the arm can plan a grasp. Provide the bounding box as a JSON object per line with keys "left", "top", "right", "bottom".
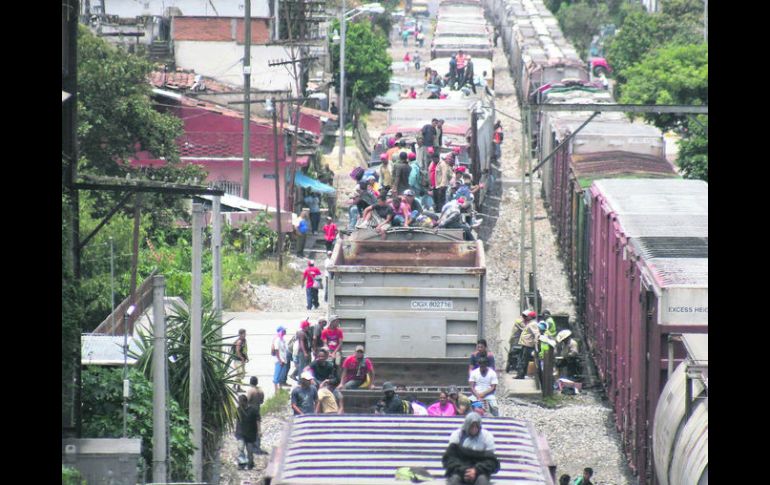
{"left": 128, "top": 193, "right": 142, "bottom": 333}
{"left": 242, "top": 0, "right": 252, "bottom": 200}
{"left": 271, "top": 105, "right": 284, "bottom": 270}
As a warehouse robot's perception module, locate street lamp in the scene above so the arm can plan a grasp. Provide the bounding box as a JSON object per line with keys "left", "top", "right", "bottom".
{"left": 335, "top": 2, "right": 384, "bottom": 168}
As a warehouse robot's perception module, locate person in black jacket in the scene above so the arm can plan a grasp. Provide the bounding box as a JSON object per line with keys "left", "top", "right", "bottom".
{"left": 375, "top": 381, "right": 406, "bottom": 414}
{"left": 442, "top": 413, "right": 500, "bottom": 484}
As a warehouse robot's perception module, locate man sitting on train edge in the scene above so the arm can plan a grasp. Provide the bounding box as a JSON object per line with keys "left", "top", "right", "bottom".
{"left": 442, "top": 413, "right": 500, "bottom": 485}
{"left": 340, "top": 345, "right": 374, "bottom": 389}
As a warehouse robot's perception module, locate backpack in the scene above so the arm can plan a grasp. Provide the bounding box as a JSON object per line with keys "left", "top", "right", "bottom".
{"left": 402, "top": 400, "right": 413, "bottom": 415}
{"left": 233, "top": 339, "right": 248, "bottom": 359}
{"left": 350, "top": 166, "right": 365, "bottom": 181}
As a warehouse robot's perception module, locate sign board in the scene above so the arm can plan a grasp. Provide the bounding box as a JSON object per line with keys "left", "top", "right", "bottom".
{"left": 658, "top": 287, "right": 708, "bottom": 326}
{"left": 366, "top": 316, "right": 446, "bottom": 358}
{"left": 411, "top": 300, "right": 454, "bottom": 310}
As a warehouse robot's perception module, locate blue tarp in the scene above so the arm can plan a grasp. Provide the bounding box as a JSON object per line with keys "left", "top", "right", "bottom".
{"left": 295, "top": 172, "right": 336, "bottom": 194}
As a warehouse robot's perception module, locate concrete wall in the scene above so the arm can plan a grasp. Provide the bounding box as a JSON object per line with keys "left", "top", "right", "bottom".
{"left": 95, "top": 0, "right": 270, "bottom": 18}
{"left": 175, "top": 41, "right": 296, "bottom": 92}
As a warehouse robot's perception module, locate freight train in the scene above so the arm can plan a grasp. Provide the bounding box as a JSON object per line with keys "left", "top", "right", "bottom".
{"left": 480, "top": 0, "right": 708, "bottom": 483}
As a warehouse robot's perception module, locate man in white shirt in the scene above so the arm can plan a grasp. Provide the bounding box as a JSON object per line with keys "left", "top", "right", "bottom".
{"left": 323, "top": 251, "right": 333, "bottom": 302}
{"left": 469, "top": 357, "right": 499, "bottom": 416}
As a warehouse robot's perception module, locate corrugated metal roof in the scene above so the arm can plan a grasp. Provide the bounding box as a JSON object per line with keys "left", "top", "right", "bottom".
{"left": 269, "top": 415, "right": 554, "bottom": 484}
{"left": 593, "top": 179, "right": 708, "bottom": 215}
{"left": 81, "top": 335, "right": 140, "bottom": 366}
{"left": 640, "top": 257, "right": 708, "bottom": 287}
{"left": 614, "top": 214, "right": 708, "bottom": 238}
{"left": 571, "top": 151, "right": 676, "bottom": 186}
{"left": 631, "top": 237, "right": 708, "bottom": 259}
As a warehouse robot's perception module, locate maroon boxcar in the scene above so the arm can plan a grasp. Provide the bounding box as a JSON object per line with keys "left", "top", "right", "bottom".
{"left": 585, "top": 179, "right": 708, "bottom": 483}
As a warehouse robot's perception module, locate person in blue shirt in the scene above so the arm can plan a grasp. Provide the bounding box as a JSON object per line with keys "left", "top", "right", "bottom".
{"left": 296, "top": 210, "right": 310, "bottom": 256}
{"left": 468, "top": 339, "right": 496, "bottom": 374}
{"left": 304, "top": 192, "right": 321, "bottom": 234}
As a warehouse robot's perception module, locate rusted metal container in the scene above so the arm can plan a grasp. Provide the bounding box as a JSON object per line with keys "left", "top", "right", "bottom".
{"left": 585, "top": 179, "right": 708, "bottom": 482}
{"left": 264, "top": 415, "right": 556, "bottom": 485}
{"left": 653, "top": 334, "right": 708, "bottom": 485}
{"left": 328, "top": 230, "right": 486, "bottom": 387}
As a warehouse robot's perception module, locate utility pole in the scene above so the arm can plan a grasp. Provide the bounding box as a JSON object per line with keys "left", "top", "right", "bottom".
{"left": 338, "top": 0, "right": 346, "bottom": 169}
{"left": 704, "top": 0, "right": 708, "bottom": 42}
{"left": 271, "top": 104, "right": 284, "bottom": 270}
{"left": 190, "top": 203, "right": 204, "bottom": 482}
{"left": 274, "top": 0, "right": 280, "bottom": 41}
{"left": 518, "top": 107, "right": 527, "bottom": 313}
{"left": 128, "top": 193, "right": 142, "bottom": 333}
{"left": 212, "top": 195, "right": 222, "bottom": 319}
{"left": 151, "top": 275, "right": 168, "bottom": 484}
{"left": 242, "top": 0, "right": 252, "bottom": 200}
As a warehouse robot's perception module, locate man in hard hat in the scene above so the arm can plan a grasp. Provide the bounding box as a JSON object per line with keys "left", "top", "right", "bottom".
{"left": 507, "top": 310, "right": 535, "bottom": 373}
{"left": 555, "top": 330, "right": 580, "bottom": 379}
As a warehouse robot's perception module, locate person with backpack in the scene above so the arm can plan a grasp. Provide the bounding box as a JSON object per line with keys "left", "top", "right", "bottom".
{"left": 290, "top": 320, "right": 312, "bottom": 382}
{"left": 340, "top": 345, "right": 374, "bottom": 389}
{"left": 232, "top": 329, "right": 249, "bottom": 391}
{"left": 295, "top": 210, "right": 310, "bottom": 256}
{"left": 408, "top": 153, "right": 424, "bottom": 195}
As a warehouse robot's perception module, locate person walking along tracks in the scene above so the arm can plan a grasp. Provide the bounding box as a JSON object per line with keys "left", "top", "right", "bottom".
{"left": 302, "top": 260, "right": 322, "bottom": 310}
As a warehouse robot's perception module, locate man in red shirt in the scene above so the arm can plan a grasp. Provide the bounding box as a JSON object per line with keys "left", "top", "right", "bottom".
{"left": 301, "top": 260, "right": 322, "bottom": 310}
{"left": 321, "top": 315, "right": 344, "bottom": 366}
{"left": 340, "top": 345, "right": 374, "bottom": 389}
{"left": 322, "top": 217, "right": 338, "bottom": 252}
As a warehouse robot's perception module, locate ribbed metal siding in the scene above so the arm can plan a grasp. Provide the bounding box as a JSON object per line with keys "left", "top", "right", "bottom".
{"left": 593, "top": 179, "right": 708, "bottom": 215}
{"left": 269, "top": 415, "right": 555, "bottom": 485}
{"left": 653, "top": 362, "right": 708, "bottom": 485}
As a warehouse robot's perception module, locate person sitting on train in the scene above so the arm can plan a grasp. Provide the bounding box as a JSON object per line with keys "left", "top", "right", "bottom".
{"left": 315, "top": 377, "right": 344, "bottom": 414}
{"left": 358, "top": 194, "right": 394, "bottom": 239}
{"left": 442, "top": 413, "right": 500, "bottom": 485}
{"left": 308, "top": 348, "right": 336, "bottom": 387}
{"left": 406, "top": 394, "right": 429, "bottom": 415}
{"left": 437, "top": 197, "right": 475, "bottom": 241}
{"left": 427, "top": 391, "right": 457, "bottom": 416}
{"left": 447, "top": 386, "right": 472, "bottom": 415}
{"left": 468, "top": 339, "right": 496, "bottom": 374}
{"left": 340, "top": 344, "right": 374, "bottom": 389}
{"left": 469, "top": 357, "right": 499, "bottom": 417}
{"left": 375, "top": 382, "right": 407, "bottom": 414}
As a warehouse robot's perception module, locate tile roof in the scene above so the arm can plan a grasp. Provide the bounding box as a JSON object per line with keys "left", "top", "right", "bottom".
{"left": 299, "top": 106, "right": 338, "bottom": 121}
{"left": 148, "top": 69, "right": 238, "bottom": 93}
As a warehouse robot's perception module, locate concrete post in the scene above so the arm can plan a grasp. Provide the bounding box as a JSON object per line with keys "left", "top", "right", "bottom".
{"left": 338, "top": 0, "right": 346, "bottom": 168}
{"left": 242, "top": 0, "right": 252, "bottom": 199}
{"left": 212, "top": 195, "right": 222, "bottom": 319}
{"left": 190, "top": 203, "right": 204, "bottom": 481}
{"left": 518, "top": 107, "right": 527, "bottom": 313}
{"left": 152, "top": 275, "right": 168, "bottom": 483}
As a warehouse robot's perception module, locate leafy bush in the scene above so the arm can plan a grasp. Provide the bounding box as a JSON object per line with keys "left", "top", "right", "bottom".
{"left": 81, "top": 366, "right": 194, "bottom": 481}
{"left": 555, "top": 1, "right": 609, "bottom": 59}
{"left": 260, "top": 389, "right": 290, "bottom": 415}
{"left": 62, "top": 465, "right": 85, "bottom": 485}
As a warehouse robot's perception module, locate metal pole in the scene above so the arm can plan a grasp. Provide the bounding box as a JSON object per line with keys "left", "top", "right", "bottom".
{"left": 190, "top": 203, "right": 204, "bottom": 481}
{"left": 242, "top": 0, "right": 252, "bottom": 200}
{"left": 527, "top": 106, "right": 538, "bottom": 316}
{"left": 274, "top": 0, "right": 280, "bottom": 40}
{"left": 337, "top": 0, "right": 346, "bottom": 169}
{"left": 152, "top": 275, "right": 168, "bottom": 483}
{"left": 668, "top": 335, "right": 675, "bottom": 378}
{"left": 122, "top": 311, "right": 129, "bottom": 438}
{"left": 704, "top": 0, "right": 707, "bottom": 42}
{"left": 272, "top": 106, "right": 284, "bottom": 270}
{"left": 518, "top": 107, "right": 527, "bottom": 313}
{"left": 212, "top": 195, "right": 222, "bottom": 319}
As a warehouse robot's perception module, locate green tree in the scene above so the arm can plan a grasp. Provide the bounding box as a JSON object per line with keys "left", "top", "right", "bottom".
{"left": 618, "top": 43, "right": 707, "bottom": 132}
{"left": 81, "top": 366, "right": 194, "bottom": 481}
{"left": 555, "top": 1, "right": 610, "bottom": 59}
{"left": 330, "top": 19, "right": 392, "bottom": 108}
{"left": 133, "top": 302, "right": 239, "bottom": 483}
{"left": 675, "top": 116, "right": 708, "bottom": 181}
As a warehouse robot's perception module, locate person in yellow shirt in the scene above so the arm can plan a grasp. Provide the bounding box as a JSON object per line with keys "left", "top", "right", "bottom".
{"left": 315, "top": 378, "right": 344, "bottom": 414}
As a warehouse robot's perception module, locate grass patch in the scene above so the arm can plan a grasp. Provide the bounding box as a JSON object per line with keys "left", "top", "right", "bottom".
{"left": 249, "top": 259, "right": 302, "bottom": 288}
{"left": 261, "top": 388, "right": 290, "bottom": 415}
{"left": 539, "top": 393, "right": 566, "bottom": 409}
{"left": 345, "top": 135, "right": 357, "bottom": 149}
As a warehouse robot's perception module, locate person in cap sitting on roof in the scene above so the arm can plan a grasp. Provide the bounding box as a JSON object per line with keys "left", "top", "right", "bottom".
{"left": 403, "top": 189, "right": 424, "bottom": 219}
{"left": 447, "top": 386, "right": 472, "bottom": 415}
{"left": 392, "top": 151, "right": 412, "bottom": 196}
{"left": 375, "top": 382, "right": 407, "bottom": 414}
{"left": 442, "top": 413, "right": 500, "bottom": 485}
{"left": 308, "top": 348, "right": 336, "bottom": 387}
{"left": 359, "top": 194, "right": 394, "bottom": 240}
{"left": 340, "top": 344, "right": 375, "bottom": 389}
{"left": 555, "top": 329, "right": 580, "bottom": 379}
{"left": 291, "top": 371, "right": 318, "bottom": 415}
{"left": 301, "top": 260, "right": 322, "bottom": 310}
{"left": 438, "top": 197, "right": 475, "bottom": 241}
{"left": 321, "top": 315, "right": 344, "bottom": 367}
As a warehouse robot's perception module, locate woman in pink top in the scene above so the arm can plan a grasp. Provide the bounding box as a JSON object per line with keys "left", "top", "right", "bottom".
{"left": 427, "top": 391, "right": 457, "bottom": 416}
{"left": 390, "top": 195, "right": 412, "bottom": 227}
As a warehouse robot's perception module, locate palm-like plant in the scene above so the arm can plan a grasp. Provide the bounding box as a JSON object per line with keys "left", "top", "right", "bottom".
{"left": 133, "top": 300, "right": 239, "bottom": 481}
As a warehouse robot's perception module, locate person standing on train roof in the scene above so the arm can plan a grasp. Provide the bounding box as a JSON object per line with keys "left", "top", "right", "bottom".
{"left": 469, "top": 339, "right": 496, "bottom": 374}
{"left": 455, "top": 50, "right": 468, "bottom": 89}
{"left": 435, "top": 153, "right": 454, "bottom": 206}
{"left": 393, "top": 152, "right": 412, "bottom": 196}
{"left": 421, "top": 119, "right": 438, "bottom": 164}
{"left": 449, "top": 54, "right": 458, "bottom": 88}
{"left": 442, "top": 413, "right": 500, "bottom": 485}
{"left": 469, "top": 357, "right": 499, "bottom": 416}
{"left": 378, "top": 154, "right": 393, "bottom": 193}
{"left": 464, "top": 57, "right": 476, "bottom": 94}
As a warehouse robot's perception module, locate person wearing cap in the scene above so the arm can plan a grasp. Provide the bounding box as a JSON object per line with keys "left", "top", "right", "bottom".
{"left": 515, "top": 315, "right": 542, "bottom": 379}
{"left": 407, "top": 154, "right": 424, "bottom": 195}
{"left": 340, "top": 345, "right": 375, "bottom": 389}
{"left": 301, "top": 260, "right": 322, "bottom": 310}
{"left": 375, "top": 382, "right": 407, "bottom": 414}
{"left": 308, "top": 348, "right": 336, "bottom": 386}
{"left": 271, "top": 326, "right": 289, "bottom": 393}
{"left": 447, "top": 386, "right": 472, "bottom": 415}
{"left": 390, "top": 195, "right": 413, "bottom": 227}
{"left": 507, "top": 311, "right": 534, "bottom": 373}
{"left": 322, "top": 216, "right": 338, "bottom": 253}
{"left": 442, "top": 413, "right": 500, "bottom": 485}
{"left": 315, "top": 377, "right": 344, "bottom": 414}
{"left": 469, "top": 357, "right": 499, "bottom": 416}
{"left": 555, "top": 330, "right": 580, "bottom": 379}
{"left": 542, "top": 310, "right": 557, "bottom": 341}
{"left": 290, "top": 320, "right": 312, "bottom": 382}
{"left": 378, "top": 153, "right": 393, "bottom": 193}
{"left": 291, "top": 371, "right": 318, "bottom": 415}
{"left": 403, "top": 189, "right": 424, "bottom": 220}
{"left": 536, "top": 321, "right": 551, "bottom": 360}
{"left": 309, "top": 318, "right": 328, "bottom": 359}
{"left": 321, "top": 316, "right": 344, "bottom": 366}
{"left": 438, "top": 197, "right": 474, "bottom": 241}
{"left": 295, "top": 209, "right": 310, "bottom": 256}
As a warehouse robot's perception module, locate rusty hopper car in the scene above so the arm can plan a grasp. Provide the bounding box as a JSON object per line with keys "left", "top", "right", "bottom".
{"left": 327, "top": 229, "right": 486, "bottom": 387}
{"left": 264, "top": 415, "right": 556, "bottom": 485}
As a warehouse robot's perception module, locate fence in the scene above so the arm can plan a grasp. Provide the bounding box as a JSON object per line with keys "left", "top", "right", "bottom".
{"left": 92, "top": 270, "right": 158, "bottom": 335}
